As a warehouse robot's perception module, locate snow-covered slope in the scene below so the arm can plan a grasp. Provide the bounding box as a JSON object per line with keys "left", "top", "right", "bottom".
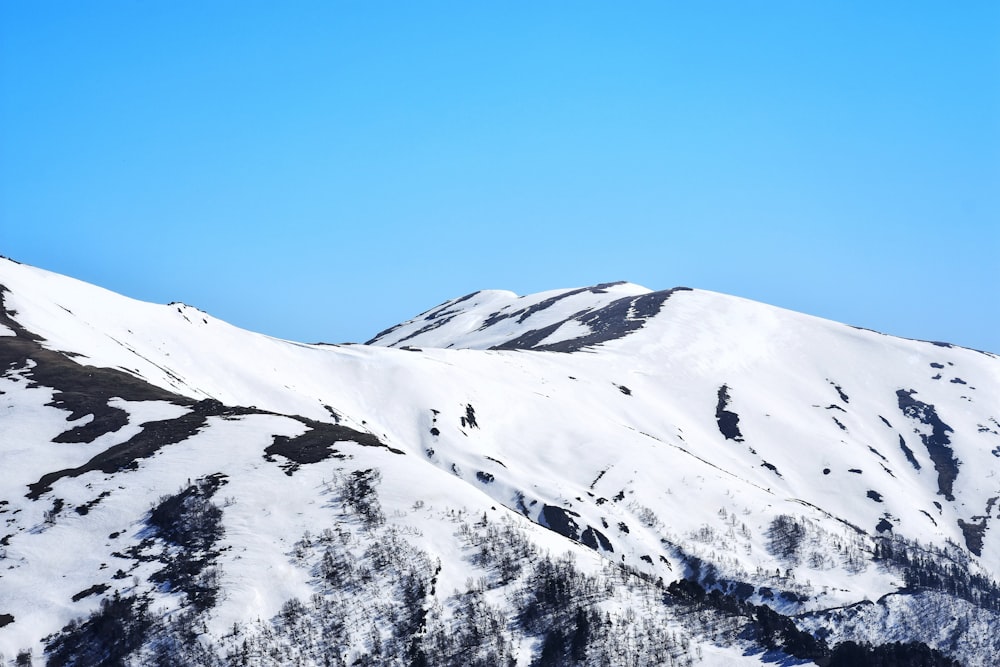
{"left": 1, "top": 255, "right": 997, "bottom": 666}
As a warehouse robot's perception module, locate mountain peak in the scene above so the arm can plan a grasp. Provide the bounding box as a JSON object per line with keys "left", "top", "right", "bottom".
{"left": 366, "top": 281, "right": 694, "bottom": 352}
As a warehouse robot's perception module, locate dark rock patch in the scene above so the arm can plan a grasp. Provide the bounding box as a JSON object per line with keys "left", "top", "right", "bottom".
{"left": 876, "top": 518, "right": 893, "bottom": 533}
{"left": 0, "top": 613, "right": 12, "bottom": 628}
{"left": 264, "top": 418, "right": 398, "bottom": 475}
{"left": 930, "top": 362, "right": 944, "bottom": 369}
{"left": 616, "top": 384, "right": 631, "bottom": 396}
{"left": 878, "top": 416, "right": 893, "bottom": 428}
{"left": 950, "top": 377, "right": 967, "bottom": 385}
{"left": 849, "top": 469, "right": 863, "bottom": 474}
{"left": 832, "top": 417, "right": 847, "bottom": 431}
{"left": 580, "top": 526, "right": 613, "bottom": 552}
{"left": 761, "top": 462, "right": 782, "bottom": 477}
{"left": 867, "top": 490, "right": 883, "bottom": 503}
{"left": 460, "top": 404, "right": 478, "bottom": 429}
{"left": 957, "top": 497, "right": 998, "bottom": 556}
{"left": 75, "top": 491, "right": 112, "bottom": 515}
{"left": 476, "top": 471, "right": 494, "bottom": 484}
{"left": 715, "top": 385, "right": 744, "bottom": 442}
{"left": 896, "top": 389, "right": 959, "bottom": 500}
{"left": 71, "top": 583, "right": 110, "bottom": 602}
{"left": 539, "top": 505, "right": 581, "bottom": 541}
{"left": 958, "top": 518, "right": 987, "bottom": 557}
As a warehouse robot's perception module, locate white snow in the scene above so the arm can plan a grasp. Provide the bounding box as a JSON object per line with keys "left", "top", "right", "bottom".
{"left": 2, "top": 256, "right": 999, "bottom": 664}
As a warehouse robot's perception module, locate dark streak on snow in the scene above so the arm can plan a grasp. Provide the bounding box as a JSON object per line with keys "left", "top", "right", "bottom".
{"left": 896, "top": 389, "right": 959, "bottom": 501}
{"left": 828, "top": 381, "right": 850, "bottom": 403}
{"left": 898, "top": 435, "right": 920, "bottom": 470}
{"left": 480, "top": 282, "right": 627, "bottom": 330}
{"left": 364, "top": 291, "right": 482, "bottom": 344}
{"left": 491, "top": 287, "right": 692, "bottom": 353}
{"left": 27, "top": 400, "right": 226, "bottom": 500}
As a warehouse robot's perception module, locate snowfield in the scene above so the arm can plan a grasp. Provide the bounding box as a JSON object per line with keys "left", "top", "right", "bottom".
{"left": 0, "top": 256, "right": 997, "bottom": 666}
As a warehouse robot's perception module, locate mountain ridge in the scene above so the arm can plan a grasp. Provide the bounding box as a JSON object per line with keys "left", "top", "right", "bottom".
{"left": 0, "top": 256, "right": 997, "bottom": 666}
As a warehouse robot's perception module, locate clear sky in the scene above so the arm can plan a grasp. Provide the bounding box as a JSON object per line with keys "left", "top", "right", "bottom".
{"left": 1, "top": 2, "right": 998, "bottom": 351}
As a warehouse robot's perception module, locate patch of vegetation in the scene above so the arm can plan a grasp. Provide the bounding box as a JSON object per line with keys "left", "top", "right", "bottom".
{"left": 144, "top": 474, "right": 228, "bottom": 611}
{"left": 342, "top": 468, "right": 385, "bottom": 528}
{"left": 45, "top": 593, "right": 153, "bottom": 667}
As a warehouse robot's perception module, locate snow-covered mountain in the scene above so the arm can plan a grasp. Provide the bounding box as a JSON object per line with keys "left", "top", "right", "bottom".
{"left": 1, "top": 255, "right": 998, "bottom": 666}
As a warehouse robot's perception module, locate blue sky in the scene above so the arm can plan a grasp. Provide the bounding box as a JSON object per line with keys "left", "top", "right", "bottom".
{"left": 1, "top": 2, "right": 998, "bottom": 351}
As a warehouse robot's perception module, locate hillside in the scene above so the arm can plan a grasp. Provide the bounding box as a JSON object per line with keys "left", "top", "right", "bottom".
{"left": 1, "top": 256, "right": 997, "bottom": 666}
